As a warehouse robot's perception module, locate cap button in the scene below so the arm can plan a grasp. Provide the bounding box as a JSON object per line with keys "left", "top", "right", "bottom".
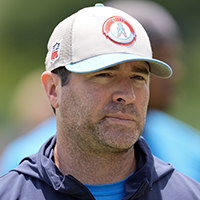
{"left": 95, "top": 3, "right": 104, "bottom": 7}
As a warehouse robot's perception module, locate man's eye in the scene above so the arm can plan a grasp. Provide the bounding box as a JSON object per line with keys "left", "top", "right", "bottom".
{"left": 95, "top": 73, "right": 112, "bottom": 77}
{"left": 132, "top": 75, "right": 145, "bottom": 80}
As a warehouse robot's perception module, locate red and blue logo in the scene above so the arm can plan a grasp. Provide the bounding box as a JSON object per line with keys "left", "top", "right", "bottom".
{"left": 51, "top": 42, "right": 61, "bottom": 63}
{"left": 102, "top": 16, "right": 136, "bottom": 45}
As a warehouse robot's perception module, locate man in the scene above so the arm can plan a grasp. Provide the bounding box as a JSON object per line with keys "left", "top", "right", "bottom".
{"left": 1, "top": 0, "right": 200, "bottom": 183}
{"left": 0, "top": 4, "right": 199, "bottom": 199}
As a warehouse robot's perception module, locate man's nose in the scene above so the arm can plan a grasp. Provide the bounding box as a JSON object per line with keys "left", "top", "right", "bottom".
{"left": 112, "top": 78, "right": 136, "bottom": 104}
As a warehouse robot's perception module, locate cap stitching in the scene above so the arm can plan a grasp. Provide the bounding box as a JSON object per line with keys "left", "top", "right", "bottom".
{"left": 69, "top": 12, "right": 79, "bottom": 64}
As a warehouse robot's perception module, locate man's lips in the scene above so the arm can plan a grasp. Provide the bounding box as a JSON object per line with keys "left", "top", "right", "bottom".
{"left": 103, "top": 113, "right": 136, "bottom": 124}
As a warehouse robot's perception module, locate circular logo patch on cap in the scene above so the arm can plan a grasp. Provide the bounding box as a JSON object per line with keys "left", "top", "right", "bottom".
{"left": 103, "top": 16, "right": 136, "bottom": 45}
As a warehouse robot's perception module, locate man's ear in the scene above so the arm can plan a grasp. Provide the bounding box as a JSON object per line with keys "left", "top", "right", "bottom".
{"left": 41, "top": 71, "right": 60, "bottom": 109}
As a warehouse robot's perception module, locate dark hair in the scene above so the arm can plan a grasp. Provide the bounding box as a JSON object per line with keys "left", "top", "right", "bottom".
{"left": 50, "top": 67, "right": 71, "bottom": 113}
{"left": 52, "top": 66, "right": 71, "bottom": 86}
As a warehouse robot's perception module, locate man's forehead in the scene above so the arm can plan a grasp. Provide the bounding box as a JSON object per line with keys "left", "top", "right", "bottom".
{"left": 99, "top": 61, "right": 150, "bottom": 74}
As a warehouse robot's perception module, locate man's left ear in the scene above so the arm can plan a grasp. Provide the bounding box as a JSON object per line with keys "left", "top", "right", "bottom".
{"left": 41, "top": 71, "right": 60, "bottom": 109}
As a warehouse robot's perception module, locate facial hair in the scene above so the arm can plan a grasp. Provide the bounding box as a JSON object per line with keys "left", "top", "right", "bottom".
{"left": 59, "top": 86, "right": 147, "bottom": 155}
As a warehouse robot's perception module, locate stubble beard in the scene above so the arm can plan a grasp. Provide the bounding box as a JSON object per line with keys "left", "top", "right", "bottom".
{"left": 59, "top": 89, "right": 146, "bottom": 155}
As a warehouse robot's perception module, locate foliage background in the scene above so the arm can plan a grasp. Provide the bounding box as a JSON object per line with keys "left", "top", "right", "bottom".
{"left": 0, "top": 0, "right": 200, "bottom": 153}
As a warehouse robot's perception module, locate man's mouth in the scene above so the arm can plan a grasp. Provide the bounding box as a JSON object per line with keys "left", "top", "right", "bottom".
{"left": 104, "top": 113, "right": 136, "bottom": 125}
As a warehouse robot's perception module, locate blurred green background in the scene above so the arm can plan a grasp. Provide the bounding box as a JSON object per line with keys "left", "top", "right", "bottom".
{"left": 0, "top": 0, "right": 200, "bottom": 153}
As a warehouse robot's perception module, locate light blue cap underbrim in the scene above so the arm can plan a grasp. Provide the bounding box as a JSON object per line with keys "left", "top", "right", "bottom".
{"left": 65, "top": 53, "right": 172, "bottom": 78}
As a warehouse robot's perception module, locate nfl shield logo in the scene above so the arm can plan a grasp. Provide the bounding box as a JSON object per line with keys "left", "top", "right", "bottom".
{"left": 51, "top": 42, "right": 61, "bottom": 63}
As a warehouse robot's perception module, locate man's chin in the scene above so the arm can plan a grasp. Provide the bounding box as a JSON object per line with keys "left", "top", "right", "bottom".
{"left": 97, "top": 129, "right": 140, "bottom": 152}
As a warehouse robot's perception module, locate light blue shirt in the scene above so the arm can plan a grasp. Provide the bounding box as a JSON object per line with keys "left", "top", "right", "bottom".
{"left": 84, "top": 171, "right": 135, "bottom": 200}
{"left": 0, "top": 116, "right": 56, "bottom": 176}
{"left": 143, "top": 109, "right": 200, "bottom": 182}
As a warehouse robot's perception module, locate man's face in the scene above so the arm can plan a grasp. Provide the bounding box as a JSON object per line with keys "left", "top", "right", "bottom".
{"left": 58, "top": 61, "right": 150, "bottom": 154}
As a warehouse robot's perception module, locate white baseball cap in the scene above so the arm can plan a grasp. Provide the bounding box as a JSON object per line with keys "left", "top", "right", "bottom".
{"left": 45, "top": 3, "right": 172, "bottom": 78}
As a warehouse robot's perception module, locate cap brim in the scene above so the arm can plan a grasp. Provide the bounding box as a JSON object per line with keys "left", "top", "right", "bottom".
{"left": 65, "top": 53, "right": 172, "bottom": 78}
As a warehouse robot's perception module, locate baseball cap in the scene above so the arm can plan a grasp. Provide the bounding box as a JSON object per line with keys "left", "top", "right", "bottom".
{"left": 45, "top": 3, "right": 172, "bottom": 78}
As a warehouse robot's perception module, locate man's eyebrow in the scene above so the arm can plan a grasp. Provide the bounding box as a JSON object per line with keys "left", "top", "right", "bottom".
{"left": 131, "top": 66, "right": 149, "bottom": 75}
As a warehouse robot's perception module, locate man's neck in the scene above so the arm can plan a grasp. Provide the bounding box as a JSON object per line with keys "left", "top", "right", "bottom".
{"left": 53, "top": 139, "right": 137, "bottom": 185}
